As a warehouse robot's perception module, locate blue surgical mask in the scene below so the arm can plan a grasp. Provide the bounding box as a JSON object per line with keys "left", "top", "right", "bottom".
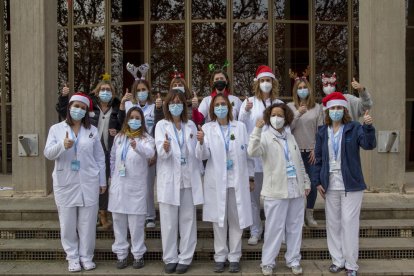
{"left": 70, "top": 107, "right": 86, "bottom": 121}
{"left": 137, "top": 91, "right": 148, "bottom": 102}
{"left": 297, "top": 88, "right": 309, "bottom": 99}
{"left": 99, "top": 90, "right": 112, "bottom": 103}
{"left": 175, "top": 86, "right": 185, "bottom": 93}
{"left": 128, "top": 119, "right": 141, "bottom": 130}
{"left": 214, "top": 105, "right": 228, "bottom": 119}
{"left": 169, "top": 103, "right": 184, "bottom": 117}
{"left": 329, "top": 109, "right": 344, "bottom": 122}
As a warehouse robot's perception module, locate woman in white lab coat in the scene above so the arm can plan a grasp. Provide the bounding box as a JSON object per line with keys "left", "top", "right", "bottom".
{"left": 44, "top": 93, "right": 106, "bottom": 272}
{"left": 155, "top": 89, "right": 203, "bottom": 274}
{"left": 195, "top": 94, "right": 254, "bottom": 273}
{"left": 109, "top": 106, "right": 155, "bottom": 269}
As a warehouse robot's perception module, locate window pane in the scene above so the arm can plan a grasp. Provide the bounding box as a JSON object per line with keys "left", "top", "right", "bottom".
{"left": 353, "top": 0, "right": 358, "bottom": 21}
{"left": 192, "top": 23, "right": 226, "bottom": 96}
{"left": 151, "top": 0, "right": 184, "bottom": 21}
{"left": 315, "top": 0, "right": 347, "bottom": 22}
{"left": 353, "top": 23, "right": 359, "bottom": 79}
{"left": 408, "top": 0, "right": 414, "bottom": 26}
{"left": 315, "top": 24, "right": 348, "bottom": 95}
{"left": 275, "top": 0, "right": 308, "bottom": 21}
{"left": 74, "top": 27, "right": 105, "bottom": 93}
{"left": 4, "top": 0, "right": 10, "bottom": 31}
{"left": 58, "top": 28, "right": 68, "bottom": 91}
{"left": 4, "top": 34, "right": 10, "bottom": 102}
{"left": 407, "top": 102, "right": 414, "bottom": 170}
{"left": 0, "top": 105, "right": 12, "bottom": 173}
{"left": 233, "top": 0, "right": 268, "bottom": 20}
{"left": 57, "top": 0, "right": 68, "bottom": 27}
{"left": 233, "top": 22, "right": 268, "bottom": 96}
{"left": 112, "top": 0, "right": 144, "bottom": 22}
{"left": 192, "top": 0, "right": 226, "bottom": 20}
{"left": 74, "top": 0, "right": 105, "bottom": 25}
{"left": 151, "top": 24, "right": 185, "bottom": 94}
{"left": 408, "top": 28, "right": 414, "bottom": 98}
{"left": 275, "top": 23, "right": 309, "bottom": 97}
{"left": 111, "top": 25, "right": 145, "bottom": 95}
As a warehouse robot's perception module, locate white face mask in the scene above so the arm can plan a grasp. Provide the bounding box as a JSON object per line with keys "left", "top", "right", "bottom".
{"left": 259, "top": 82, "right": 272, "bottom": 93}
{"left": 270, "top": 116, "right": 285, "bottom": 130}
{"left": 323, "top": 85, "right": 335, "bottom": 95}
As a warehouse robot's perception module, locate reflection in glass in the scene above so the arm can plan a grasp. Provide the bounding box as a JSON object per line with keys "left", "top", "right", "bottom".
{"left": 275, "top": 0, "right": 308, "bottom": 21}
{"left": 353, "top": 24, "right": 359, "bottom": 79}
{"left": 408, "top": 0, "right": 414, "bottom": 26}
{"left": 2, "top": 35, "right": 11, "bottom": 103}
{"left": 315, "top": 0, "right": 347, "bottom": 22}
{"left": 192, "top": 0, "right": 226, "bottom": 20}
{"left": 407, "top": 102, "right": 414, "bottom": 170}
{"left": 192, "top": 23, "right": 226, "bottom": 96}
{"left": 315, "top": 24, "right": 347, "bottom": 96}
{"left": 408, "top": 28, "right": 414, "bottom": 98}
{"left": 74, "top": 0, "right": 105, "bottom": 25}
{"left": 353, "top": 0, "right": 359, "bottom": 21}
{"left": 57, "top": 0, "right": 68, "bottom": 27}
{"left": 151, "top": 0, "right": 184, "bottom": 21}
{"left": 151, "top": 24, "right": 185, "bottom": 94}
{"left": 233, "top": 0, "right": 267, "bottom": 20}
{"left": 0, "top": 105, "right": 12, "bottom": 173}
{"left": 58, "top": 28, "right": 68, "bottom": 93}
{"left": 274, "top": 23, "right": 309, "bottom": 97}
{"left": 233, "top": 23, "right": 268, "bottom": 96}
{"left": 4, "top": 0, "right": 10, "bottom": 31}
{"left": 74, "top": 27, "right": 105, "bottom": 93}
{"left": 111, "top": 25, "right": 145, "bottom": 95}
{"left": 112, "top": 0, "right": 144, "bottom": 22}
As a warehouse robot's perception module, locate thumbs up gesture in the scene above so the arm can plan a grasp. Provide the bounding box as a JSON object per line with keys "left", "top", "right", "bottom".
{"left": 121, "top": 88, "right": 133, "bottom": 104}
{"left": 130, "top": 138, "right": 137, "bottom": 149}
{"left": 351, "top": 77, "right": 364, "bottom": 93}
{"left": 163, "top": 133, "right": 171, "bottom": 152}
{"left": 64, "top": 131, "right": 74, "bottom": 149}
{"left": 245, "top": 97, "right": 253, "bottom": 112}
{"left": 256, "top": 118, "right": 265, "bottom": 128}
{"left": 196, "top": 125, "right": 204, "bottom": 144}
{"left": 298, "top": 103, "right": 307, "bottom": 115}
{"left": 62, "top": 83, "right": 70, "bottom": 97}
{"left": 155, "top": 93, "right": 163, "bottom": 109}
{"left": 192, "top": 92, "right": 199, "bottom": 108}
{"left": 363, "top": 110, "right": 373, "bottom": 125}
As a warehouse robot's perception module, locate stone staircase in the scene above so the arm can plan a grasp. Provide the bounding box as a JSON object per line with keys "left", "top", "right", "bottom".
{"left": 0, "top": 193, "right": 413, "bottom": 275}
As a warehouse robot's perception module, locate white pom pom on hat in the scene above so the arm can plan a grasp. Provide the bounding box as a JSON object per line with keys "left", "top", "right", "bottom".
{"left": 69, "top": 93, "right": 95, "bottom": 117}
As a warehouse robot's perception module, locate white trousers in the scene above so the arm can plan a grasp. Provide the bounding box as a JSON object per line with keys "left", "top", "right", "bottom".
{"left": 57, "top": 204, "right": 99, "bottom": 262}
{"left": 146, "top": 164, "right": 156, "bottom": 220}
{"left": 325, "top": 190, "right": 363, "bottom": 271}
{"left": 261, "top": 197, "right": 304, "bottom": 268}
{"left": 159, "top": 188, "right": 197, "bottom": 265}
{"left": 250, "top": 172, "right": 264, "bottom": 237}
{"left": 112, "top": 213, "right": 146, "bottom": 260}
{"left": 213, "top": 188, "right": 243, "bottom": 262}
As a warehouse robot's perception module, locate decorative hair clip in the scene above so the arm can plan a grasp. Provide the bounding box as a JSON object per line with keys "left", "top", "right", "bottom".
{"left": 102, "top": 73, "right": 111, "bottom": 81}
{"left": 126, "top": 62, "right": 149, "bottom": 81}
{"left": 208, "top": 60, "right": 230, "bottom": 73}
{"left": 321, "top": 72, "right": 337, "bottom": 86}
{"left": 171, "top": 65, "right": 184, "bottom": 79}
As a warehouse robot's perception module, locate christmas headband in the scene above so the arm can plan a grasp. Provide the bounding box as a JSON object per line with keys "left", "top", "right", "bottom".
{"left": 208, "top": 60, "right": 230, "bottom": 73}
{"left": 126, "top": 62, "right": 150, "bottom": 81}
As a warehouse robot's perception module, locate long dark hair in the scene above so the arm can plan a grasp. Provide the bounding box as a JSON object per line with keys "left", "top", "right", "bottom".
{"left": 65, "top": 101, "right": 92, "bottom": 129}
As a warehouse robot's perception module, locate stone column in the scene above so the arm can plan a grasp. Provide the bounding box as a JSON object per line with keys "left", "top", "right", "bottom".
{"left": 10, "top": 0, "right": 57, "bottom": 196}
{"left": 359, "top": 0, "right": 406, "bottom": 192}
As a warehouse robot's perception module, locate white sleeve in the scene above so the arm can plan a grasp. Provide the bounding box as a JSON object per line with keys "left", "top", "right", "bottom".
{"left": 44, "top": 125, "right": 66, "bottom": 160}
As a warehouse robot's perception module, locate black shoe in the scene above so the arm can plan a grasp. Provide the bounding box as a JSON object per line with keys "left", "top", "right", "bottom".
{"left": 329, "top": 264, "right": 345, "bottom": 273}
{"left": 165, "top": 263, "right": 178, "bottom": 274}
{"left": 214, "top": 262, "right": 226, "bottom": 273}
{"left": 116, "top": 258, "right": 128, "bottom": 269}
{"left": 133, "top": 258, "right": 144, "bottom": 269}
{"left": 176, "top": 263, "right": 189, "bottom": 274}
{"left": 229, "top": 262, "right": 240, "bottom": 273}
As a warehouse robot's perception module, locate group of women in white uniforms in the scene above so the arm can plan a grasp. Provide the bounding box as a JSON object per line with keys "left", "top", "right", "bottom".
{"left": 45, "top": 63, "right": 375, "bottom": 276}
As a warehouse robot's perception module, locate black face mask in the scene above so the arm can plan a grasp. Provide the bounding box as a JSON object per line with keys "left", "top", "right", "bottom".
{"left": 213, "top": 80, "right": 227, "bottom": 91}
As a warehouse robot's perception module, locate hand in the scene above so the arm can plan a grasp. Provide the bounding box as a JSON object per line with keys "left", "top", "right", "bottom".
{"left": 256, "top": 118, "right": 265, "bottom": 128}
{"left": 64, "top": 131, "right": 74, "bottom": 149}
{"left": 108, "top": 128, "right": 117, "bottom": 137}
{"left": 148, "top": 154, "right": 157, "bottom": 166}
{"left": 316, "top": 185, "right": 326, "bottom": 199}
{"left": 121, "top": 88, "right": 133, "bottom": 104}
{"left": 305, "top": 188, "right": 310, "bottom": 196}
{"left": 363, "top": 110, "right": 373, "bottom": 125}
{"left": 155, "top": 93, "right": 163, "bottom": 109}
{"left": 249, "top": 179, "right": 255, "bottom": 192}
{"left": 62, "top": 83, "right": 70, "bottom": 97}
{"left": 308, "top": 149, "right": 316, "bottom": 165}
{"left": 130, "top": 138, "right": 137, "bottom": 149}
{"left": 351, "top": 77, "right": 364, "bottom": 93}
{"left": 192, "top": 92, "right": 199, "bottom": 109}
{"left": 197, "top": 125, "right": 204, "bottom": 145}
{"left": 245, "top": 97, "right": 253, "bottom": 112}
{"left": 163, "top": 133, "right": 171, "bottom": 152}
{"left": 298, "top": 104, "right": 307, "bottom": 115}
{"left": 100, "top": 186, "right": 107, "bottom": 194}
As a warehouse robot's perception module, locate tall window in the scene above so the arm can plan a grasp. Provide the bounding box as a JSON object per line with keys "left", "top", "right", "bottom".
{"left": 407, "top": 0, "right": 414, "bottom": 170}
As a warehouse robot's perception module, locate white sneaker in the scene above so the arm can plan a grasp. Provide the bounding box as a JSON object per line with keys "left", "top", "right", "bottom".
{"left": 261, "top": 265, "right": 273, "bottom": 275}
{"left": 68, "top": 260, "right": 81, "bottom": 272}
{"left": 81, "top": 261, "right": 96, "bottom": 271}
{"left": 146, "top": 219, "right": 156, "bottom": 228}
{"left": 291, "top": 265, "right": 303, "bottom": 275}
{"left": 305, "top": 208, "right": 318, "bottom": 227}
{"left": 248, "top": 235, "right": 261, "bottom": 245}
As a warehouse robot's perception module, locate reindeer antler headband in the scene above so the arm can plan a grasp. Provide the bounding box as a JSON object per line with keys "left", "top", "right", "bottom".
{"left": 126, "top": 62, "right": 150, "bottom": 81}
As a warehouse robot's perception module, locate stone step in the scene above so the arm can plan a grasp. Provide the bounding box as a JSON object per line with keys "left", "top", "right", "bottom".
{"left": 0, "top": 220, "right": 413, "bottom": 240}
{"left": 0, "top": 260, "right": 414, "bottom": 275}
{"left": 0, "top": 238, "right": 413, "bottom": 261}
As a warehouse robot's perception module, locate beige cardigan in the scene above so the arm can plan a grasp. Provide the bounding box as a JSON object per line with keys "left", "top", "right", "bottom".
{"left": 247, "top": 126, "right": 310, "bottom": 199}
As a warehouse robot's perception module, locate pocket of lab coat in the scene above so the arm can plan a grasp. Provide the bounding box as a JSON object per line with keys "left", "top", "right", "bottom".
{"left": 54, "top": 169, "right": 76, "bottom": 187}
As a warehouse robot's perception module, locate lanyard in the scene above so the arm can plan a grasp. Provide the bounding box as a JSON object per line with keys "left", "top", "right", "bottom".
{"left": 140, "top": 103, "right": 149, "bottom": 112}
{"left": 262, "top": 98, "right": 272, "bottom": 109}
{"left": 219, "top": 124, "right": 230, "bottom": 152}
{"left": 70, "top": 127, "right": 81, "bottom": 158}
{"left": 121, "top": 136, "right": 130, "bottom": 162}
{"left": 173, "top": 122, "right": 185, "bottom": 153}
{"left": 282, "top": 138, "right": 290, "bottom": 162}
{"left": 329, "top": 125, "right": 344, "bottom": 161}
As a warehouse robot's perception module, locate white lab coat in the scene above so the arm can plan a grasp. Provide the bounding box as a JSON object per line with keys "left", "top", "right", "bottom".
{"left": 195, "top": 120, "right": 254, "bottom": 229}
{"left": 44, "top": 121, "right": 106, "bottom": 207}
{"left": 155, "top": 119, "right": 204, "bottom": 206}
{"left": 108, "top": 133, "right": 155, "bottom": 215}
{"left": 198, "top": 95, "right": 242, "bottom": 123}
{"left": 125, "top": 101, "right": 156, "bottom": 135}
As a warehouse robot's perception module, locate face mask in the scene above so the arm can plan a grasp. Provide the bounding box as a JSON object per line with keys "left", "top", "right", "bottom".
{"left": 259, "top": 81, "right": 272, "bottom": 93}
{"left": 128, "top": 119, "right": 141, "bottom": 130}
{"left": 213, "top": 80, "right": 227, "bottom": 91}
{"left": 169, "top": 103, "right": 184, "bottom": 117}
{"left": 137, "top": 91, "right": 148, "bottom": 102}
{"left": 70, "top": 107, "right": 86, "bottom": 121}
{"left": 214, "top": 105, "right": 228, "bottom": 119}
{"left": 175, "top": 86, "right": 185, "bottom": 93}
{"left": 329, "top": 109, "right": 344, "bottom": 122}
{"left": 297, "top": 88, "right": 309, "bottom": 99}
{"left": 323, "top": 85, "right": 335, "bottom": 95}
{"left": 270, "top": 116, "right": 285, "bottom": 130}
{"left": 99, "top": 90, "right": 112, "bottom": 103}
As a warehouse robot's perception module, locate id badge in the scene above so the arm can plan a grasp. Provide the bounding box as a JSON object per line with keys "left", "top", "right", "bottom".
{"left": 118, "top": 164, "right": 126, "bottom": 177}
{"left": 286, "top": 165, "right": 296, "bottom": 178}
{"left": 226, "top": 159, "right": 234, "bottom": 170}
{"left": 180, "top": 155, "right": 187, "bottom": 165}
{"left": 146, "top": 118, "right": 154, "bottom": 127}
{"left": 71, "top": 160, "right": 80, "bottom": 171}
{"left": 329, "top": 161, "right": 340, "bottom": 172}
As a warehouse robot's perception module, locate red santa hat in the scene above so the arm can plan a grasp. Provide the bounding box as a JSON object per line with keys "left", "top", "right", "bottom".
{"left": 254, "top": 65, "right": 275, "bottom": 81}
{"left": 69, "top": 93, "right": 95, "bottom": 117}
{"left": 322, "top": 92, "right": 348, "bottom": 110}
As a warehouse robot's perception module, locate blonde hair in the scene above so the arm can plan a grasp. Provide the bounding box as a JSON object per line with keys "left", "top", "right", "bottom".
{"left": 92, "top": 80, "right": 116, "bottom": 98}
{"left": 252, "top": 78, "right": 279, "bottom": 100}
{"left": 292, "top": 79, "right": 316, "bottom": 109}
